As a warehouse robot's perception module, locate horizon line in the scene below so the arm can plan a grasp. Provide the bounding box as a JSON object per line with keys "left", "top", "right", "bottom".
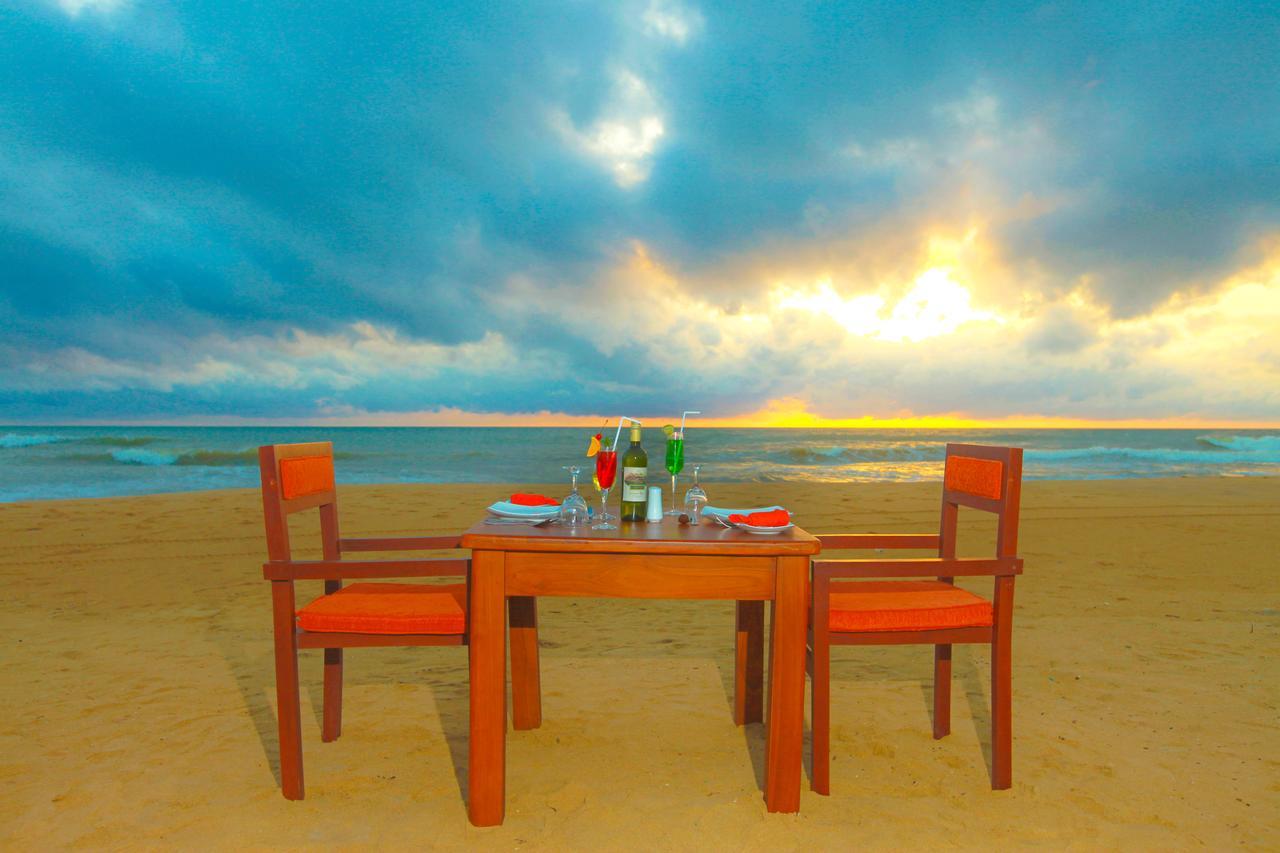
{"left": 3, "top": 418, "right": 1278, "bottom": 430}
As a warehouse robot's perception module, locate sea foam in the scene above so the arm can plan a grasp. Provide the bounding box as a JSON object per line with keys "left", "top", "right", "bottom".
{"left": 0, "top": 433, "right": 66, "bottom": 448}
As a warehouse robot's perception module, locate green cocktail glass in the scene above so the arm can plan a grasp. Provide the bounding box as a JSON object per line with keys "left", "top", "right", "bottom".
{"left": 664, "top": 437, "right": 684, "bottom": 516}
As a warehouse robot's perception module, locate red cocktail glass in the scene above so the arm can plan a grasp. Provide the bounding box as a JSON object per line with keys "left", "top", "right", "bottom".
{"left": 593, "top": 449, "right": 618, "bottom": 530}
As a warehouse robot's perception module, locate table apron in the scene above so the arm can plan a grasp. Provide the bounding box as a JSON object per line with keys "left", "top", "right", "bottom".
{"left": 503, "top": 552, "right": 777, "bottom": 600}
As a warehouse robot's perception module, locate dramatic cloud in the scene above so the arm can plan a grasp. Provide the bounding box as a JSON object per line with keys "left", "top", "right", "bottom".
{"left": 51, "top": 0, "right": 128, "bottom": 17}
{"left": 1, "top": 2, "right": 1277, "bottom": 424}
{"left": 553, "top": 69, "right": 667, "bottom": 188}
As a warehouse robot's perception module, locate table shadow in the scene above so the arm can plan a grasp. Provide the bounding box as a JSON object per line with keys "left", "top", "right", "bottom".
{"left": 713, "top": 657, "right": 768, "bottom": 792}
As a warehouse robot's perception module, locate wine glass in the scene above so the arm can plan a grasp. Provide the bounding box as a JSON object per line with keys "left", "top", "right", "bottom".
{"left": 683, "top": 464, "right": 707, "bottom": 524}
{"left": 593, "top": 447, "right": 618, "bottom": 530}
{"left": 664, "top": 431, "right": 685, "bottom": 516}
{"left": 558, "top": 466, "right": 590, "bottom": 527}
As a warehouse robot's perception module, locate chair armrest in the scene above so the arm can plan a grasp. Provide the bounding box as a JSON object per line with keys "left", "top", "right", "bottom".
{"left": 816, "top": 533, "right": 941, "bottom": 550}
{"left": 338, "top": 535, "right": 463, "bottom": 552}
{"left": 264, "top": 558, "right": 469, "bottom": 581}
{"left": 812, "top": 557, "right": 1022, "bottom": 580}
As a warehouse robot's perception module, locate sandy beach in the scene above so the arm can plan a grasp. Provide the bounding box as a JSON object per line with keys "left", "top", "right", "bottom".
{"left": 2, "top": 477, "right": 1276, "bottom": 850}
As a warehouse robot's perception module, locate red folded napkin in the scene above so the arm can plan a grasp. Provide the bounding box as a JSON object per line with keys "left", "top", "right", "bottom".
{"left": 728, "top": 509, "right": 791, "bottom": 527}
{"left": 510, "top": 493, "right": 559, "bottom": 506}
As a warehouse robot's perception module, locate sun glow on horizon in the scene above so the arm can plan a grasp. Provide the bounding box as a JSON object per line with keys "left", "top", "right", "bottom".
{"left": 86, "top": 399, "right": 1276, "bottom": 430}
{"left": 703, "top": 399, "right": 1278, "bottom": 430}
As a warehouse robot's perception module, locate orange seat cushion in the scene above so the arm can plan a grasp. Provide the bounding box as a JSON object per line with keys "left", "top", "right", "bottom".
{"left": 297, "top": 583, "right": 466, "bottom": 635}
{"left": 828, "top": 581, "right": 992, "bottom": 633}
{"left": 944, "top": 455, "right": 1003, "bottom": 500}
{"left": 280, "top": 455, "right": 335, "bottom": 500}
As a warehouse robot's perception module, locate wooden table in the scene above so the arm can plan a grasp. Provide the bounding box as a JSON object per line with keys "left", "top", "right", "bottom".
{"left": 460, "top": 516, "right": 821, "bottom": 826}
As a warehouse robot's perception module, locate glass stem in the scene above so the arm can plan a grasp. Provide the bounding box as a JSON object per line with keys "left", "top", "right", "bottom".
{"left": 671, "top": 474, "right": 677, "bottom": 508}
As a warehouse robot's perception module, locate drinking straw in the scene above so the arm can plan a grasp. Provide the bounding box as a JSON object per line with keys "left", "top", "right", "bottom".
{"left": 613, "top": 417, "right": 641, "bottom": 451}
{"left": 679, "top": 411, "right": 701, "bottom": 438}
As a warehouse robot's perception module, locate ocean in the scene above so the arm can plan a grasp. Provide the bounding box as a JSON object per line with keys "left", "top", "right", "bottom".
{"left": 1, "top": 426, "right": 1277, "bottom": 503}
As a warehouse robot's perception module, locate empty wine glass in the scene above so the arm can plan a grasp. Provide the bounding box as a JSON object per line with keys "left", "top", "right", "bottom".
{"left": 683, "top": 464, "right": 707, "bottom": 524}
{"left": 559, "top": 465, "right": 590, "bottom": 527}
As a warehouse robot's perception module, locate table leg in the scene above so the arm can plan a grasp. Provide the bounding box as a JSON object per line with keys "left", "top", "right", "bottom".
{"left": 509, "top": 595, "right": 542, "bottom": 730}
{"left": 734, "top": 601, "right": 764, "bottom": 725}
{"left": 469, "top": 550, "right": 506, "bottom": 827}
{"left": 764, "top": 555, "right": 807, "bottom": 813}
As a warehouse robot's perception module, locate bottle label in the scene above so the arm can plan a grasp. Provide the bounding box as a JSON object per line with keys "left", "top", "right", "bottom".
{"left": 621, "top": 465, "right": 647, "bottom": 501}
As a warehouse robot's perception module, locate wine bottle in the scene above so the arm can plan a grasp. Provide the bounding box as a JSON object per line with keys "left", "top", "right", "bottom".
{"left": 620, "top": 424, "right": 648, "bottom": 522}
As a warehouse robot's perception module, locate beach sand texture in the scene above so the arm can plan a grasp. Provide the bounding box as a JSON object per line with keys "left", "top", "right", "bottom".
{"left": 2, "top": 478, "right": 1277, "bottom": 849}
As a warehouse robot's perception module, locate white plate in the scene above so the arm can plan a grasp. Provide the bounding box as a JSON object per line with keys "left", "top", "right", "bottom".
{"left": 702, "top": 505, "right": 785, "bottom": 521}
{"left": 487, "top": 502, "right": 560, "bottom": 519}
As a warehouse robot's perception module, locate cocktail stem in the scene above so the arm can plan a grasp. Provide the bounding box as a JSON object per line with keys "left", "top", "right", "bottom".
{"left": 670, "top": 474, "right": 678, "bottom": 510}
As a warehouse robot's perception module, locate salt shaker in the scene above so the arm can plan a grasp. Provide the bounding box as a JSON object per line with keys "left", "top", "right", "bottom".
{"left": 645, "top": 486, "right": 664, "bottom": 522}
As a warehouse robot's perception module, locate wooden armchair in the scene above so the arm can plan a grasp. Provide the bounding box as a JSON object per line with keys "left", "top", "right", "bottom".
{"left": 809, "top": 443, "right": 1024, "bottom": 794}
{"left": 258, "top": 441, "right": 540, "bottom": 800}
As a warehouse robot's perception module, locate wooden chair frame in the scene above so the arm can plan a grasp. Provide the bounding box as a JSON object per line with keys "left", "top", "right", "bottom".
{"left": 258, "top": 442, "right": 539, "bottom": 800}
{"left": 809, "top": 443, "right": 1024, "bottom": 794}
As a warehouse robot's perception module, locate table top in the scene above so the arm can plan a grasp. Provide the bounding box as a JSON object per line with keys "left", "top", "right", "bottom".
{"left": 460, "top": 515, "right": 821, "bottom": 556}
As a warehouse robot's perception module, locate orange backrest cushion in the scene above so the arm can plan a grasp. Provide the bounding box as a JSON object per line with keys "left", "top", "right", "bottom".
{"left": 944, "top": 455, "right": 1003, "bottom": 500}
{"left": 279, "top": 455, "right": 335, "bottom": 500}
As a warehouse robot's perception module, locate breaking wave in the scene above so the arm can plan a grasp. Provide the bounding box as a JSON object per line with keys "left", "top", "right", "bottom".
{"left": 1032, "top": 439, "right": 1280, "bottom": 466}
{"left": 109, "top": 448, "right": 260, "bottom": 467}
{"left": 79, "top": 436, "right": 161, "bottom": 447}
{"left": 0, "top": 433, "right": 67, "bottom": 448}
{"left": 105, "top": 448, "right": 356, "bottom": 467}
{"left": 769, "top": 443, "right": 938, "bottom": 465}
{"left": 1195, "top": 435, "right": 1280, "bottom": 455}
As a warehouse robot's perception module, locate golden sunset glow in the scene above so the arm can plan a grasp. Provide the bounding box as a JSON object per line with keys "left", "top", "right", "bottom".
{"left": 774, "top": 265, "right": 1001, "bottom": 342}
{"left": 261, "top": 399, "right": 1275, "bottom": 430}
{"left": 771, "top": 224, "right": 1004, "bottom": 343}
{"left": 117, "top": 231, "right": 1278, "bottom": 430}
{"left": 699, "top": 401, "right": 1280, "bottom": 430}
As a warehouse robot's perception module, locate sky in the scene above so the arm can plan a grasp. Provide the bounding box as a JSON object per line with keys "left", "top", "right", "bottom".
{"left": 1, "top": 0, "right": 1278, "bottom": 427}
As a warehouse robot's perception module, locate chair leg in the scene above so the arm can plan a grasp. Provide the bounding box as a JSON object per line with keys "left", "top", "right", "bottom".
{"left": 811, "top": 631, "right": 830, "bottom": 795}
{"left": 991, "top": 633, "right": 1012, "bottom": 789}
{"left": 933, "top": 644, "right": 952, "bottom": 739}
{"left": 322, "top": 648, "right": 342, "bottom": 742}
{"left": 991, "top": 576, "right": 1015, "bottom": 789}
{"left": 271, "top": 581, "right": 304, "bottom": 800}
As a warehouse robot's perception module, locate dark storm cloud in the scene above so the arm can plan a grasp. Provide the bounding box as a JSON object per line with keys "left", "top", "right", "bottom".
{"left": 1, "top": 0, "right": 1277, "bottom": 420}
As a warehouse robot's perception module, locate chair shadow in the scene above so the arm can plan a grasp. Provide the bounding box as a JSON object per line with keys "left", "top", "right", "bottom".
{"left": 206, "top": 617, "right": 282, "bottom": 788}
{"left": 914, "top": 648, "right": 994, "bottom": 785}
{"left": 959, "top": 653, "right": 995, "bottom": 784}
{"left": 293, "top": 661, "right": 471, "bottom": 804}
{"left": 300, "top": 662, "right": 471, "bottom": 804}
{"left": 207, "top": 612, "right": 472, "bottom": 804}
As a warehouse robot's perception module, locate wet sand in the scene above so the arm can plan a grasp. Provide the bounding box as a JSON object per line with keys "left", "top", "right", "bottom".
{"left": 1, "top": 477, "right": 1277, "bottom": 849}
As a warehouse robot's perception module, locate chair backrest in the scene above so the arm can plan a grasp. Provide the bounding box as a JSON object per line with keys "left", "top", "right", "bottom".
{"left": 938, "top": 443, "right": 1023, "bottom": 560}
{"left": 258, "top": 442, "right": 341, "bottom": 563}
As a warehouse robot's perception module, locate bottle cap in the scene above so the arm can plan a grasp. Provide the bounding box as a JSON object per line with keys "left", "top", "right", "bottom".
{"left": 630, "top": 424, "right": 643, "bottom": 442}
